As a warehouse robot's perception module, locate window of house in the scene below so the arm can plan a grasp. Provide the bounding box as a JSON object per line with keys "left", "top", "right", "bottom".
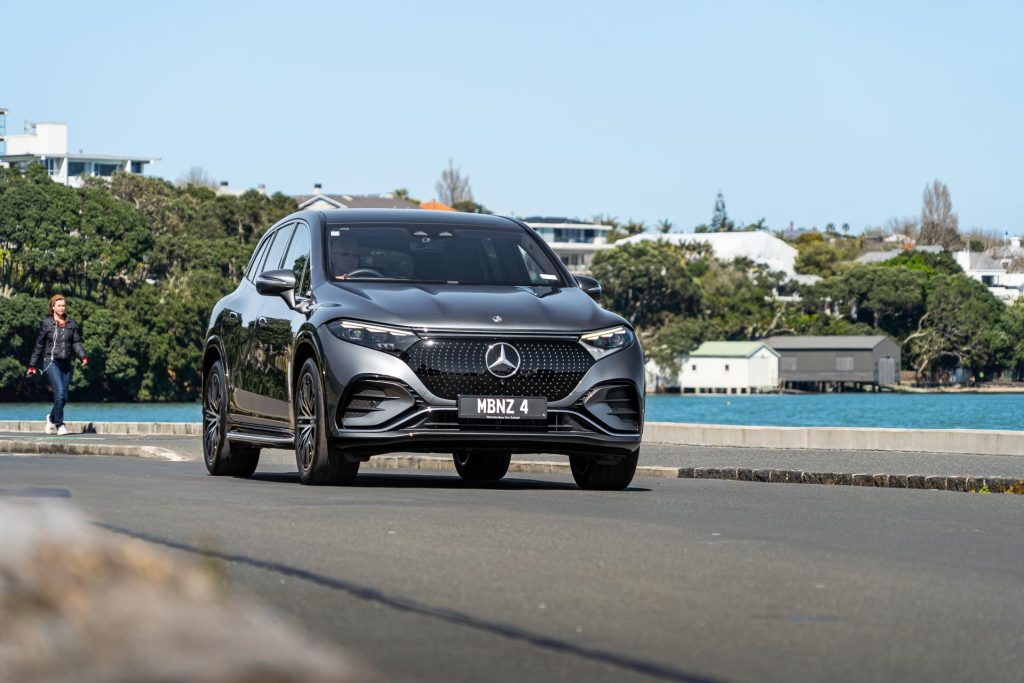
{"left": 691, "top": 364, "right": 697, "bottom": 371}
{"left": 724, "top": 364, "right": 730, "bottom": 371}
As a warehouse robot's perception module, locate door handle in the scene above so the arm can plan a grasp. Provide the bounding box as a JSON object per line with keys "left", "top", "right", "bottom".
{"left": 256, "top": 316, "right": 268, "bottom": 328}
{"left": 225, "top": 311, "right": 241, "bottom": 322}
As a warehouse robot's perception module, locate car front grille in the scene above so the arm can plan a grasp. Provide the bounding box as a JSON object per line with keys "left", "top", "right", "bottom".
{"left": 403, "top": 338, "right": 594, "bottom": 400}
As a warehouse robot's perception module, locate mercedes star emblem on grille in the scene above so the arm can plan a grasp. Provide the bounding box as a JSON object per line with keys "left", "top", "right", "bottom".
{"left": 485, "top": 342, "right": 521, "bottom": 378}
{"left": 492, "top": 315, "right": 503, "bottom": 323}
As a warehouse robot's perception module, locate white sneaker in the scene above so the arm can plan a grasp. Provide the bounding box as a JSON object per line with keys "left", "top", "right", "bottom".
{"left": 57, "top": 425, "right": 68, "bottom": 436}
{"left": 45, "top": 414, "right": 55, "bottom": 435}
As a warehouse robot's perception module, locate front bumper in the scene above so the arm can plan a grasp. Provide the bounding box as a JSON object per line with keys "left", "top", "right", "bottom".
{"left": 318, "top": 331, "right": 644, "bottom": 459}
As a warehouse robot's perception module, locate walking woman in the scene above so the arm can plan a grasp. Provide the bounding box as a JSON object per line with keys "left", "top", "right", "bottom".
{"left": 27, "top": 294, "right": 88, "bottom": 435}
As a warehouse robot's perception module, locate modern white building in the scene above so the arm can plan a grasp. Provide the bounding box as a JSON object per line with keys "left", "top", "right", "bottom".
{"left": 0, "top": 116, "right": 157, "bottom": 187}
{"left": 619, "top": 231, "right": 818, "bottom": 284}
{"left": 646, "top": 341, "right": 780, "bottom": 394}
{"left": 522, "top": 217, "right": 613, "bottom": 274}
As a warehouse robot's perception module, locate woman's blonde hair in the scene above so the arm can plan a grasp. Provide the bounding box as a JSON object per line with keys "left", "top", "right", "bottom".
{"left": 48, "top": 294, "right": 66, "bottom": 315}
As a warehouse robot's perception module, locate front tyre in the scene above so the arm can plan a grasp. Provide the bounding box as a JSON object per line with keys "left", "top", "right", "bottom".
{"left": 569, "top": 451, "right": 638, "bottom": 491}
{"left": 453, "top": 449, "right": 511, "bottom": 481}
{"left": 294, "top": 358, "right": 359, "bottom": 485}
{"left": 203, "top": 359, "right": 260, "bottom": 477}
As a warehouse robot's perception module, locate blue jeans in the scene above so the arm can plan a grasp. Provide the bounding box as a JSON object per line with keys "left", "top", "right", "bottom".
{"left": 44, "top": 360, "right": 73, "bottom": 427}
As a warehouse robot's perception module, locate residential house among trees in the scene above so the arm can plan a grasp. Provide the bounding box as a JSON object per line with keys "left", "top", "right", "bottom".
{"left": 294, "top": 184, "right": 419, "bottom": 211}
{"left": 522, "top": 217, "right": 613, "bottom": 274}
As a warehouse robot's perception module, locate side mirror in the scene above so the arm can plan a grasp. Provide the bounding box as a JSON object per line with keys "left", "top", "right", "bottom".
{"left": 574, "top": 275, "right": 602, "bottom": 303}
{"left": 256, "top": 269, "right": 297, "bottom": 309}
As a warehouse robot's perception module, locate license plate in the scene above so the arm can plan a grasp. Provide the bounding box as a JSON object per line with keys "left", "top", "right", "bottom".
{"left": 458, "top": 396, "right": 548, "bottom": 419}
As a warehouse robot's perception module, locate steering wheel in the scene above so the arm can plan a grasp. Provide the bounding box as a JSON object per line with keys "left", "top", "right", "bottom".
{"left": 345, "top": 267, "right": 385, "bottom": 279}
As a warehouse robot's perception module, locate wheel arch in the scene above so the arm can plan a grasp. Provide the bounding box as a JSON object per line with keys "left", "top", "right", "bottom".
{"left": 202, "top": 337, "right": 227, "bottom": 395}
{"left": 291, "top": 333, "right": 323, "bottom": 401}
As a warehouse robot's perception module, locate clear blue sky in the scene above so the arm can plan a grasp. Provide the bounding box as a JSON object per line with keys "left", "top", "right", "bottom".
{"left": 4, "top": 1, "right": 1022, "bottom": 233}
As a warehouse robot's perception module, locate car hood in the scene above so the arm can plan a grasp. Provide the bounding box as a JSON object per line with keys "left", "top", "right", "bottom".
{"left": 314, "top": 282, "right": 627, "bottom": 333}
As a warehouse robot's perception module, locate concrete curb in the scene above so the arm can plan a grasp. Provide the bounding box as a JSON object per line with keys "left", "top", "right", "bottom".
{"left": 0, "top": 421, "right": 202, "bottom": 436}
{"left": 365, "top": 456, "right": 1024, "bottom": 495}
{"left": 1, "top": 440, "right": 188, "bottom": 462}
{"left": 5, "top": 441, "right": 1020, "bottom": 494}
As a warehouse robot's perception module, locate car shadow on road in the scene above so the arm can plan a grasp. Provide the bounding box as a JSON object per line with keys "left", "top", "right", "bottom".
{"left": 249, "top": 471, "right": 649, "bottom": 492}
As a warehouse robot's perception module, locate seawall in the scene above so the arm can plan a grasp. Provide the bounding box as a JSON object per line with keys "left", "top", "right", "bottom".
{"left": 2, "top": 420, "right": 1022, "bottom": 456}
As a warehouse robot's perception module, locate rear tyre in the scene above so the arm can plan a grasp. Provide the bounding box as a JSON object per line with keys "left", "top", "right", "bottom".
{"left": 453, "top": 449, "right": 512, "bottom": 482}
{"left": 294, "top": 358, "right": 359, "bottom": 485}
{"left": 203, "top": 360, "right": 260, "bottom": 477}
{"left": 569, "top": 451, "right": 638, "bottom": 491}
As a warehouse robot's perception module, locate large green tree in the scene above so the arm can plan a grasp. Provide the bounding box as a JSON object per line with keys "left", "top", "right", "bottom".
{"left": 589, "top": 240, "right": 702, "bottom": 331}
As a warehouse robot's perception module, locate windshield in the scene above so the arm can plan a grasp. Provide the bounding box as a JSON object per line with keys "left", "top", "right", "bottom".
{"left": 325, "top": 224, "right": 567, "bottom": 286}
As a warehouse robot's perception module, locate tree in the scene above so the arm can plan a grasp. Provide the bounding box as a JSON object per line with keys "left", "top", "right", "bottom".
{"left": 918, "top": 180, "right": 961, "bottom": 249}
{"left": 176, "top": 166, "right": 217, "bottom": 189}
{"left": 435, "top": 159, "right": 473, "bottom": 206}
{"left": 392, "top": 188, "right": 420, "bottom": 206}
{"left": 794, "top": 233, "right": 842, "bottom": 278}
{"left": 452, "top": 199, "right": 490, "bottom": 214}
{"left": 657, "top": 218, "right": 673, "bottom": 234}
{"left": 710, "top": 191, "right": 734, "bottom": 232}
{"left": 589, "top": 241, "right": 702, "bottom": 332}
{"left": 904, "top": 275, "right": 1003, "bottom": 381}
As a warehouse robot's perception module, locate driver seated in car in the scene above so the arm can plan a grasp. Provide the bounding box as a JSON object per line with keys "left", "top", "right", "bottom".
{"left": 331, "top": 238, "right": 360, "bottom": 280}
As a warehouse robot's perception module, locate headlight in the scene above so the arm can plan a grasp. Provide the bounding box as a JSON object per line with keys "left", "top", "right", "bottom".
{"left": 580, "top": 325, "right": 635, "bottom": 359}
{"left": 325, "top": 319, "right": 420, "bottom": 354}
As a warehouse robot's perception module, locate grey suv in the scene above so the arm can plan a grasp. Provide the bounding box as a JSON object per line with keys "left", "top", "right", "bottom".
{"left": 202, "top": 210, "right": 643, "bottom": 489}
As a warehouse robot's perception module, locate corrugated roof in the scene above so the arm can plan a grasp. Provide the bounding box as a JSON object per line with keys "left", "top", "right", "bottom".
{"left": 690, "top": 341, "right": 777, "bottom": 358}
{"left": 763, "top": 335, "right": 894, "bottom": 350}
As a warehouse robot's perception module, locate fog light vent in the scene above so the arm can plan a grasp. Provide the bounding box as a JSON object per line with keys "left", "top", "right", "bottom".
{"left": 583, "top": 385, "right": 641, "bottom": 432}
{"left": 339, "top": 380, "right": 415, "bottom": 428}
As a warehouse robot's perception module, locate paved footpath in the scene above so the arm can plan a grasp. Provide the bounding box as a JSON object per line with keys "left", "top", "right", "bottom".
{"left": 3, "top": 430, "right": 1024, "bottom": 494}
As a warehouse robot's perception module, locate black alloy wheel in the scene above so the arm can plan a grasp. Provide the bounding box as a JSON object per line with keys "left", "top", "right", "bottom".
{"left": 569, "top": 451, "right": 638, "bottom": 491}
{"left": 203, "top": 360, "right": 259, "bottom": 477}
{"left": 295, "top": 358, "right": 359, "bottom": 485}
{"left": 452, "top": 449, "right": 512, "bottom": 482}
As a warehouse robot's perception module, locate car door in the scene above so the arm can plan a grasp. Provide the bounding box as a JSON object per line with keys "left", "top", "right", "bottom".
{"left": 254, "top": 220, "right": 310, "bottom": 424}
{"left": 235, "top": 222, "right": 295, "bottom": 422}
{"left": 222, "top": 230, "right": 274, "bottom": 419}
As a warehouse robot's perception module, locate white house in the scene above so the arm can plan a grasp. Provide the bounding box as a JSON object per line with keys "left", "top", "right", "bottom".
{"left": 294, "top": 184, "right": 419, "bottom": 211}
{"left": 681, "top": 341, "right": 780, "bottom": 394}
{"left": 522, "top": 217, "right": 613, "bottom": 274}
{"left": 618, "top": 231, "right": 818, "bottom": 284}
{"left": 953, "top": 249, "right": 1023, "bottom": 303}
{"left": 0, "top": 116, "right": 157, "bottom": 187}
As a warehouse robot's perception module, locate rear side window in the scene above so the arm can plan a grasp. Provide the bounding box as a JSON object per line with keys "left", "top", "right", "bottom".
{"left": 260, "top": 223, "right": 295, "bottom": 275}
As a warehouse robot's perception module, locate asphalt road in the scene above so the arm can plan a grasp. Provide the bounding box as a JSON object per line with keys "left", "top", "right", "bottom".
{"left": 2, "top": 454, "right": 1023, "bottom": 683}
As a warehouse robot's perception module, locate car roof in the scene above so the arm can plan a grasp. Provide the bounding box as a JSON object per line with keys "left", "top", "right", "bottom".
{"left": 318, "top": 209, "right": 522, "bottom": 229}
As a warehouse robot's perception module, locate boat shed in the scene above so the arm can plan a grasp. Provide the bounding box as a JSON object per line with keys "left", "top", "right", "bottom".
{"left": 679, "top": 341, "right": 780, "bottom": 394}
{"left": 763, "top": 335, "right": 901, "bottom": 390}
